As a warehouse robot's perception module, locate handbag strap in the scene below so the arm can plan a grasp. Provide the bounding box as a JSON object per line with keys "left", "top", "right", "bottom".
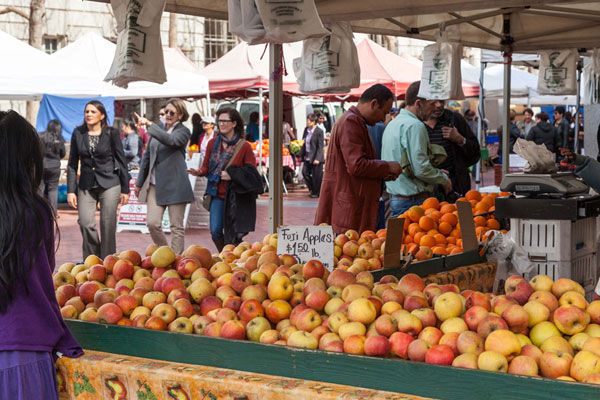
{"left": 224, "top": 139, "right": 246, "bottom": 171}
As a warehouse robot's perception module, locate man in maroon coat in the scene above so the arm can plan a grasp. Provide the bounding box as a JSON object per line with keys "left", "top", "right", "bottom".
{"left": 315, "top": 84, "right": 402, "bottom": 234}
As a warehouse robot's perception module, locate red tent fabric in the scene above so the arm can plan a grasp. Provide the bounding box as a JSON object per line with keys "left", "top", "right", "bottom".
{"left": 200, "top": 41, "right": 301, "bottom": 98}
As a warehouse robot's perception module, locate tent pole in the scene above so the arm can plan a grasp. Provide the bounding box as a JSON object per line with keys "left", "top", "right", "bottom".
{"left": 206, "top": 91, "right": 212, "bottom": 117}
{"left": 259, "top": 88, "right": 264, "bottom": 168}
{"left": 269, "top": 44, "right": 283, "bottom": 233}
{"left": 501, "top": 14, "right": 513, "bottom": 179}
{"left": 475, "top": 61, "right": 485, "bottom": 190}
{"left": 140, "top": 97, "right": 146, "bottom": 117}
{"left": 574, "top": 59, "right": 582, "bottom": 154}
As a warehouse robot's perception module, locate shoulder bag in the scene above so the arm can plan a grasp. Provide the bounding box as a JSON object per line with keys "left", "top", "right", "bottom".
{"left": 202, "top": 139, "right": 246, "bottom": 211}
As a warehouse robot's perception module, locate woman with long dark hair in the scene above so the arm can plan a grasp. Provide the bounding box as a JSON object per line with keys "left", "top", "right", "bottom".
{"left": 39, "top": 119, "right": 66, "bottom": 216}
{"left": 0, "top": 110, "right": 82, "bottom": 399}
{"left": 188, "top": 108, "right": 262, "bottom": 251}
{"left": 67, "top": 100, "right": 130, "bottom": 259}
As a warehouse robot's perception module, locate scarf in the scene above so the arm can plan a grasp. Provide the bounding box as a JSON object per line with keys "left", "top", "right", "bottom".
{"left": 205, "top": 133, "right": 241, "bottom": 196}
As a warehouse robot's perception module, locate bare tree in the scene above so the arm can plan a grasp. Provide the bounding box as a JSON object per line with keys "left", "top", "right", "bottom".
{"left": 384, "top": 35, "right": 398, "bottom": 54}
{"left": 169, "top": 12, "right": 178, "bottom": 48}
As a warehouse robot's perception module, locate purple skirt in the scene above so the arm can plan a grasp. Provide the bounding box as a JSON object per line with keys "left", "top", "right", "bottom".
{"left": 0, "top": 350, "right": 58, "bottom": 400}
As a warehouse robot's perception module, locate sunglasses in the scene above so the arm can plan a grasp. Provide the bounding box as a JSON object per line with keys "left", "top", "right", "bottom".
{"left": 217, "top": 119, "right": 233, "bottom": 124}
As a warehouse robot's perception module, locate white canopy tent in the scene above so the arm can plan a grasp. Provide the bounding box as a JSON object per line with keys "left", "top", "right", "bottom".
{"left": 86, "top": 0, "right": 600, "bottom": 231}
{"left": 50, "top": 32, "right": 210, "bottom": 100}
{"left": 0, "top": 29, "right": 104, "bottom": 100}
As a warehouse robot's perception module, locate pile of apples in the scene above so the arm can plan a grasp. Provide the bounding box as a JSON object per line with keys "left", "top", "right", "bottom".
{"left": 53, "top": 239, "right": 600, "bottom": 384}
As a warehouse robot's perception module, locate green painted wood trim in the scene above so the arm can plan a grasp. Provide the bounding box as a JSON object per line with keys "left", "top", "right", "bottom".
{"left": 65, "top": 320, "right": 600, "bottom": 400}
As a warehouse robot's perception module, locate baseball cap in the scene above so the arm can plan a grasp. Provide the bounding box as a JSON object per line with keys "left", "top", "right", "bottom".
{"left": 202, "top": 116, "right": 215, "bottom": 124}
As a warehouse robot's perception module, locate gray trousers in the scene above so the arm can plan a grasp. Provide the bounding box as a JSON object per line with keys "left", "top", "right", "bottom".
{"left": 40, "top": 166, "right": 61, "bottom": 216}
{"left": 77, "top": 184, "right": 121, "bottom": 259}
{"left": 146, "top": 184, "right": 187, "bottom": 254}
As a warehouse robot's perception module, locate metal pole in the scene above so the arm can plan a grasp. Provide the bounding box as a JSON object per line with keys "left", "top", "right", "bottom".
{"left": 259, "top": 88, "right": 264, "bottom": 167}
{"left": 574, "top": 60, "right": 582, "bottom": 154}
{"left": 140, "top": 98, "right": 146, "bottom": 117}
{"left": 269, "top": 44, "right": 283, "bottom": 233}
{"left": 206, "top": 91, "right": 212, "bottom": 117}
{"left": 502, "top": 55, "right": 512, "bottom": 178}
{"left": 475, "top": 61, "right": 485, "bottom": 189}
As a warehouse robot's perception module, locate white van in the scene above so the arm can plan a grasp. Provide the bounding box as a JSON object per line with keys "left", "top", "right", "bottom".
{"left": 216, "top": 97, "right": 344, "bottom": 139}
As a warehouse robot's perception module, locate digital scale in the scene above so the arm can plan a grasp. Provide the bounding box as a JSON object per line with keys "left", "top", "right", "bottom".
{"left": 499, "top": 173, "right": 589, "bottom": 196}
{"left": 496, "top": 173, "right": 600, "bottom": 220}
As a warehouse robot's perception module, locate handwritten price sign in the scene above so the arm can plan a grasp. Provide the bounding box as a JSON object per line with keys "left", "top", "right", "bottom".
{"left": 277, "top": 226, "right": 335, "bottom": 271}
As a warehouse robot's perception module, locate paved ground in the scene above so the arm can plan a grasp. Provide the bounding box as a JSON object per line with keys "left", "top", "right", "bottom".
{"left": 55, "top": 168, "right": 497, "bottom": 266}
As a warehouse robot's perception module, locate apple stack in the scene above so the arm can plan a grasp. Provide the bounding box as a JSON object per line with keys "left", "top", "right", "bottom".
{"left": 53, "top": 240, "right": 600, "bottom": 385}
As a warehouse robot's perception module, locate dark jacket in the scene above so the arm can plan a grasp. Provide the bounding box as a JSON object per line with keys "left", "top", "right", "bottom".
{"left": 224, "top": 164, "right": 264, "bottom": 245}
{"left": 497, "top": 122, "right": 523, "bottom": 156}
{"left": 526, "top": 121, "right": 560, "bottom": 154}
{"left": 39, "top": 132, "right": 66, "bottom": 169}
{"left": 555, "top": 118, "right": 570, "bottom": 150}
{"left": 136, "top": 122, "right": 195, "bottom": 206}
{"left": 67, "top": 125, "right": 130, "bottom": 194}
{"left": 300, "top": 126, "right": 325, "bottom": 163}
{"left": 430, "top": 110, "right": 481, "bottom": 196}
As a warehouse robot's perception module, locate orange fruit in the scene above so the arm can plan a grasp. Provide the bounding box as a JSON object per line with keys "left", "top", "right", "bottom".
{"left": 450, "top": 247, "right": 462, "bottom": 255}
{"left": 413, "top": 232, "right": 426, "bottom": 245}
{"left": 434, "top": 234, "right": 447, "bottom": 245}
{"left": 424, "top": 208, "right": 438, "bottom": 216}
{"left": 407, "top": 206, "right": 425, "bottom": 223}
{"left": 422, "top": 197, "right": 440, "bottom": 211}
{"left": 440, "top": 204, "right": 457, "bottom": 214}
{"left": 499, "top": 192, "right": 510, "bottom": 197}
{"left": 419, "top": 216, "right": 435, "bottom": 231}
{"left": 376, "top": 229, "right": 387, "bottom": 239}
{"left": 469, "top": 199, "right": 478, "bottom": 208}
{"left": 427, "top": 229, "right": 439, "bottom": 236}
{"left": 480, "top": 196, "right": 495, "bottom": 208}
{"left": 474, "top": 202, "right": 490, "bottom": 213}
{"left": 438, "top": 221, "right": 453, "bottom": 236}
{"left": 407, "top": 243, "right": 419, "bottom": 255}
{"left": 408, "top": 223, "right": 422, "bottom": 237}
{"left": 403, "top": 235, "right": 414, "bottom": 244}
{"left": 451, "top": 229, "right": 462, "bottom": 239}
{"left": 432, "top": 246, "right": 447, "bottom": 255}
{"left": 446, "top": 236, "right": 457, "bottom": 245}
{"left": 475, "top": 226, "right": 488, "bottom": 239}
{"left": 500, "top": 229, "right": 508, "bottom": 234}
{"left": 487, "top": 219, "right": 501, "bottom": 230}
{"left": 473, "top": 216, "right": 487, "bottom": 227}
{"left": 428, "top": 211, "right": 442, "bottom": 223}
{"left": 456, "top": 197, "right": 468, "bottom": 203}
{"left": 440, "top": 213, "right": 458, "bottom": 227}
{"left": 361, "top": 230, "right": 375, "bottom": 238}
{"left": 420, "top": 234, "right": 436, "bottom": 248}
{"left": 465, "top": 190, "right": 482, "bottom": 202}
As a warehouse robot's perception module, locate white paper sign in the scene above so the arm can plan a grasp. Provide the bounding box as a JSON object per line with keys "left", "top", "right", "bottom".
{"left": 277, "top": 225, "right": 335, "bottom": 271}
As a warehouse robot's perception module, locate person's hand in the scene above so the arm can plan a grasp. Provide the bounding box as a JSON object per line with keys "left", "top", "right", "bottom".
{"left": 134, "top": 186, "right": 141, "bottom": 198}
{"left": 221, "top": 170, "right": 231, "bottom": 181}
{"left": 313, "top": 160, "right": 319, "bottom": 165}
{"left": 120, "top": 193, "right": 130, "bottom": 206}
{"left": 559, "top": 148, "right": 575, "bottom": 163}
{"left": 441, "top": 126, "right": 463, "bottom": 144}
{"left": 444, "top": 178, "right": 453, "bottom": 194}
{"left": 187, "top": 168, "right": 201, "bottom": 176}
{"left": 388, "top": 161, "right": 402, "bottom": 177}
{"left": 67, "top": 193, "right": 77, "bottom": 209}
{"left": 134, "top": 112, "right": 151, "bottom": 127}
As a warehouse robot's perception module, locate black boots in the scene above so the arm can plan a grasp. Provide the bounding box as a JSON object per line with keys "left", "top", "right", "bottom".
{"left": 213, "top": 238, "right": 225, "bottom": 253}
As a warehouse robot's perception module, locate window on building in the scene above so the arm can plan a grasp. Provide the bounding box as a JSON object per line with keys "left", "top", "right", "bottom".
{"left": 43, "top": 37, "right": 58, "bottom": 54}
{"left": 204, "top": 18, "right": 237, "bottom": 65}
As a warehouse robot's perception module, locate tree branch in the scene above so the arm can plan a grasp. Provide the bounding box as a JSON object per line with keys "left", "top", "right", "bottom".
{"left": 0, "top": 6, "right": 29, "bottom": 20}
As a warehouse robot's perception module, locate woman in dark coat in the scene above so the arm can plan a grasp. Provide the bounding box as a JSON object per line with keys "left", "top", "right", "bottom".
{"left": 67, "top": 101, "right": 130, "bottom": 259}
{"left": 39, "top": 119, "right": 66, "bottom": 216}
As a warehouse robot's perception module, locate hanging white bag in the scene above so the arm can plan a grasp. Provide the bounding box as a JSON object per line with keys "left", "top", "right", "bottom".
{"left": 254, "top": 0, "right": 328, "bottom": 43}
{"left": 293, "top": 22, "right": 360, "bottom": 94}
{"left": 583, "top": 48, "right": 600, "bottom": 105}
{"left": 228, "top": 0, "right": 268, "bottom": 44}
{"left": 105, "top": 0, "right": 167, "bottom": 88}
{"left": 418, "top": 31, "right": 464, "bottom": 100}
{"left": 538, "top": 49, "right": 578, "bottom": 95}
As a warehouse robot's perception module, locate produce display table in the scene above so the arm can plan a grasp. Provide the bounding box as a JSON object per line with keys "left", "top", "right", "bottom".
{"left": 56, "top": 349, "right": 430, "bottom": 400}
{"left": 60, "top": 321, "right": 600, "bottom": 400}
{"left": 256, "top": 155, "right": 295, "bottom": 169}
{"left": 423, "top": 262, "right": 497, "bottom": 293}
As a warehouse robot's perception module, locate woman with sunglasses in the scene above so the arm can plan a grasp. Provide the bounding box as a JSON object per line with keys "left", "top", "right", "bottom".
{"left": 188, "top": 108, "right": 262, "bottom": 251}
{"left": 67, "top": 101, "right": 130, "bottom": 259}
{"left": 135, "top": 98, "right": 195, "bottom": 254}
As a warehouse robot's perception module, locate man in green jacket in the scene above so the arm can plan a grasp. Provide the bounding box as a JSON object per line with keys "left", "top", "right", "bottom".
{"left": 382, "top": 81, "right": 451, "bottom": 217}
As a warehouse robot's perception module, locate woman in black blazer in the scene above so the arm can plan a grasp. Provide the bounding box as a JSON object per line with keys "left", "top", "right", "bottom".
{"left": 300, "top": 113, "right": 325, "bottom": 198}
{"left": 67, "top": 100, "right": 130, "bottom": 259}
{"left": 39, "top": 119, "right": 66, "bottom": 216}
